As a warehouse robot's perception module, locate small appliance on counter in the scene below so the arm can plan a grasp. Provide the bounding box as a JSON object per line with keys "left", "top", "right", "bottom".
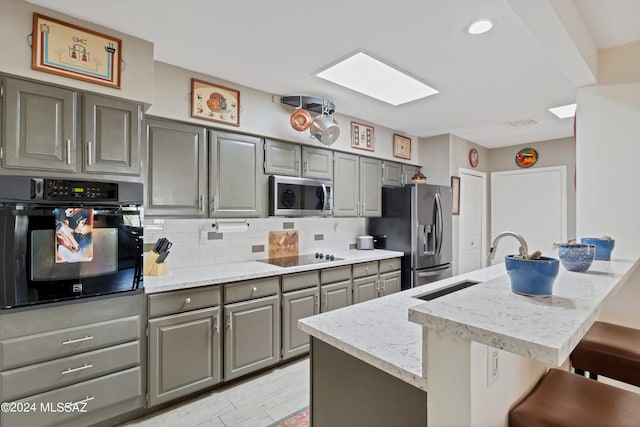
{"left": 373, "top": 235, "right": 387, "bottom": 249}
{"left": 356, "top": 235, "right": 374, "bottom": 250}
{"left": 144, "top": 238, "right": 172, "bottom": 276}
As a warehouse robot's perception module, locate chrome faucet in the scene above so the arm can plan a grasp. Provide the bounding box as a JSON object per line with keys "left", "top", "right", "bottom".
{"left": 487, "top": 231, "right": 528, "bottom": 261}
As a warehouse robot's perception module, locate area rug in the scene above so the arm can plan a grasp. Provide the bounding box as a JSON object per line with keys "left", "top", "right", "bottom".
{"left": 268, "top": 406, "right": 309, "bottom": 427}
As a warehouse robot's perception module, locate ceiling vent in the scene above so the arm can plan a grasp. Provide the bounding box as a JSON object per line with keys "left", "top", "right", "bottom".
{"left": 508, "top": 119, "right": 538, "bottom": 128}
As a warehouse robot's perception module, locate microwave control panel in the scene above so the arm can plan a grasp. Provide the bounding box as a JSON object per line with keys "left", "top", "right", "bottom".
{"left": 32, "top": 179, "right": 118, "bottom": 201}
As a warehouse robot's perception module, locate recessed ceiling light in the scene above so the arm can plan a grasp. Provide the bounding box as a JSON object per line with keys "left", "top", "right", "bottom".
{"left": 549, "top": 103, "right": 577, "bottom": 119}
{"left": 316, "top": 52, "right": 438, "bottom": 106}
{"left": 467, "top": 19, "right": 493, "bottom": 35}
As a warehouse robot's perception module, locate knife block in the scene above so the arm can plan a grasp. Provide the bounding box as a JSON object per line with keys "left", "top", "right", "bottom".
{"left": 144, "top": 251, "right": 168, "bottom": 276}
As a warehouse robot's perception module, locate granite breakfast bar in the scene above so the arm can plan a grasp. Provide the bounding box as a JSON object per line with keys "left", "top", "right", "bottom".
{"left": 299, "top": 258, "right": 640, "bottom": 427}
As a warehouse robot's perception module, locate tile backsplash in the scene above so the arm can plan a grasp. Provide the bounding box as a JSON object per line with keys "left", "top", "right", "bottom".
{"left": 144, "top": 217, "right": 366, "bottom": 269}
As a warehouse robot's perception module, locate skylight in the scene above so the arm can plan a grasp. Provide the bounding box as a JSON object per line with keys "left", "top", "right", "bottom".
{"left": 316, "top": 52, "right": 438, "bottom": 106}
{"left": 549, "top": 103, "right": 577, "bottom": 119}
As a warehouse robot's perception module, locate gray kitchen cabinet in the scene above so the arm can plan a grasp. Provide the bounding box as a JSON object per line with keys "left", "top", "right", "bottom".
{"left": 0, "top": 293, "right": 145, "bottom": 427}
{"left": 209, "top": 130, "right": 265, "bottom": 217}
{"left": 83, "top": 93, "right": 142, "bottom": 175}
{"left": 282, "top": 287, "right": 319, "bottom": 359}
{"left": 148, "top": 307, "right": 221, "bottom": 406}
{"left": 382, "top": 161, "right": 403, "bottom": 187}
{"left": 264, "top": 140, "right": 333, "bottom": 180}
{"left": 352, "top": 259, "right": 401, "bottom": 303}
{"left": 2, "top": 77, "right": 78, "bottom": 172}
{"left": 145, "top": 118, "right": 207, "bottom": 217}
{"left": 352, "top": 275, "right": 379, "bottom": 304}
{"left": 264, "top": 139, "right": 301, "bottom": 176}
{"left": 402, "top": 164, "right": 421, "bottom": 185}
{"left": 380, "top": 270, "right": 401, "bottom": 296}
{"left": 320, "top": 280, "right": 352, "bottom": 312}
{"left": 333, "top": 152, "right": 382, "bottom": 217}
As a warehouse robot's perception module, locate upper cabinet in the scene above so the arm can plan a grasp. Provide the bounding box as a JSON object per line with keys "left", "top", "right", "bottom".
{"left": 83, "top": 94, "right": 142, "bottom": 175}
{"left": 3, "top": 78, "right": 78, "bottom": 172}
{"left": 402, "top": 164, "right": 420, "bottom": 185}
{"left": 145, "top": 118, "right": 207, "bottom": 217}
{"left": 264, "top": 139, "right": 332, "bottom": 180}
{"left": 382, "top": 161, "right": 403, "bottom": 187}
{"left": 1, "top": 77, "right": 142, "bottom": 178}
{"left": 209, "top": 130, "right": 265, "bottom": 218}
{"left": 333, "top": 152, "right": 382, "bottom": 217}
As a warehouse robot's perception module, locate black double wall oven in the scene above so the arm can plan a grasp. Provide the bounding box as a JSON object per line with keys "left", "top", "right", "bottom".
{"left": 0, "top": 176, "right": 143, "bottom": 309}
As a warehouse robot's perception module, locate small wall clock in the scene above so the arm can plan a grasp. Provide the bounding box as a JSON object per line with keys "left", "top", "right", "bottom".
{"left": 469, "top": 148, "right": 479, "bottom": 168}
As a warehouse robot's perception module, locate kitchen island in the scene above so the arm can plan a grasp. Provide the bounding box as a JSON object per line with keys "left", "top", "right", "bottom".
{"left": 299, "top": 258, "right": 640, "bottom": 427}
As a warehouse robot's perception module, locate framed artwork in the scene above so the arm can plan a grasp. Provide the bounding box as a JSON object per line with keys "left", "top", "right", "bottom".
{"left": 393, "top": 134, "right": 412, "bottom": 160}
{"left": 451, "top": 176, "right": 460, "bottom": 215}
{"left": 191, "top": 78, "right": 240, "bottom": 127}
{"left": 351, "top": 121, "right": 375, "bottom": 151}
{"left": 32, "top": 13, "right": 122, "bottom": 89}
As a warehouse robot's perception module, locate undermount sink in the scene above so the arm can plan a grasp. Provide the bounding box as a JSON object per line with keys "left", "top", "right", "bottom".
{"left": 414, "top": 280, "right": 480, "bottom": 301}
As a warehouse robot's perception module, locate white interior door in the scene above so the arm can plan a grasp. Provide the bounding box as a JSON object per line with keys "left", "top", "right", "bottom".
{"left": 491, "top": 166, "right": 567, "bottom": 264}
{"left": 458, "top": 169, "right": 486, "bottom": 274}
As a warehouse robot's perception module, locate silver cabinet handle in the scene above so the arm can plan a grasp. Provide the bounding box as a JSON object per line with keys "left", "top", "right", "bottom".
{"left": 66, "top": 139, "right": 71, "bottom": 164}
{"left": 355, "top": 201, "right": 359, "bottom": 216}
{"left": 62, "top": 335, "right": 94, "bottom": 345}
{"left": 381, "top": 278, "right": 386, "bottom": 293}
{"left": 214, "top": 313, "right": 219, "bottom": 331}
{"left": 295, "top": 159, "right": 300, "bottom": 172}
{"left": 361, "top": 201, "right": 366, "bottom": 216}
{"left": 322, "top": 290, "right": 327, "bottom": 309}
{"left": 314, "top": 293, "right": 319, "bottom": 309}
{"left": 198, "top": 194, "right": 204, "bottom": 211}
{"left": 304, "top": 160, "right": 309, "bottom": 174}
{"left": 87, "top": 141, "right": 93, "bottom": 166}
{"left": 225, "top": 313, "right": 232, "bottom": 330}
{"left": 61, "top": 363, "right": 93, "bottom": 375}
{"left": 375, "top": 280, "right": 380, "bottom": 293}
{"left": 185, "top": 297, "right": 191, "bottom": 304}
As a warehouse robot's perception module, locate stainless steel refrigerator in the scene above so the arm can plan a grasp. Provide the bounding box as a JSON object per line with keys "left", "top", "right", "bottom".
{"left": 369, "top": 184, "right": 453, "bottom": 289}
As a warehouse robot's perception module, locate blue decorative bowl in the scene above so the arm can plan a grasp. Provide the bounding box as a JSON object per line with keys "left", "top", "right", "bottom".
{"left": 580, "top": 238, "right": 615, "bottom": 261}
{"left": 557, "top": 243, "right": 595, "bottom": 272}
{"left": 505, "top": 255, "right": 560, "bottom": 296}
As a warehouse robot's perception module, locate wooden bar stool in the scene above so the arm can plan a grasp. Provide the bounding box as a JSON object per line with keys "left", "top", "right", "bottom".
{"left": 571, "top": 321, "right": 640, "bottom": 386}
{"left": 509, "top": 368, "right": 640, "bottom": 426}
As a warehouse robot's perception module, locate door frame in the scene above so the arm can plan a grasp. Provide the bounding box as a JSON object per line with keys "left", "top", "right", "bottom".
{"left": 457, "top": 167, "right": 488, "bottom": 272}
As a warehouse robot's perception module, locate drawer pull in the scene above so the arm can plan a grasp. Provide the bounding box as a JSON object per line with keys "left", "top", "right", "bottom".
{"left": 61, "top": 363, "right": 93, "bottom": 375}
{"left": 73, "top": 396, "right": 95, "bottom": 406}
{"left": 185, "top": 297, "right": 191, "bottom": 304}
{"left": 62, "top": 335, "right": 94, "bottom": 345}
{"left": 252, "top": 287, "right": 258, "bottom": 292}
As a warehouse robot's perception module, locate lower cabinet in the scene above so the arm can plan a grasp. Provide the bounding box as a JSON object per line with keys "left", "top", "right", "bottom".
{"left": 224, "top": 295, "right": 280, "bottom": 381}
{"left": 282, "top": 271, "right": 320, "bottom": 361}
{"left": 320, "top": 280, "right": 352, "bottom": 312}
{"left": 352, "top": 259, "right": 402, "bottom": 304}
{"left": 353, "top": 275, "right": 380, "bottom": 304}
{"left": 148, "top": 307, "right": 221, "bottom": 406}
{"left": 380, "top": 270, "right": 401, "bottom": 296}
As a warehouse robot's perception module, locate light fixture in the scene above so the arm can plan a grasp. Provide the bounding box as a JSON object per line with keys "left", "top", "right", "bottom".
{"left": 466, "top": 19, "right": 493, "bottom": 35}
{"left": 316, "top": 51, "right": 438, "bottom": 106}
{"left": 549, "top": 103, "right": 577, "bottom": 119}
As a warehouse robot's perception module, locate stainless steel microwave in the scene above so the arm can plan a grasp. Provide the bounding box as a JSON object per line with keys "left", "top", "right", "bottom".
{"left": 269, "top": 175, "right": 332, "bottom": 216}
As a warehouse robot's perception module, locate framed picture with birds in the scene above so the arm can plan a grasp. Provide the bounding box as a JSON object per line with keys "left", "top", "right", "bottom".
{"left": 191, "top": 78, "right": 240, "bottom": 126}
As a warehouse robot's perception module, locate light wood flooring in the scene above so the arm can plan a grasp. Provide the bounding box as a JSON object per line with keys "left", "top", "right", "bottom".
{"left": 123, "top": 357, "right": 309, "bottom": 427}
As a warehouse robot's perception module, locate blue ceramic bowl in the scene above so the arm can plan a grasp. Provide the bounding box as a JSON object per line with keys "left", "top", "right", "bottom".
{"left": 557, "top": 243, "right": 595, "bottom": 272}
{"left": 580, "top": 238, "right": 615, "bottom": 261}
{"left": 505, "top": 255, "right": 560, "bottom": 296}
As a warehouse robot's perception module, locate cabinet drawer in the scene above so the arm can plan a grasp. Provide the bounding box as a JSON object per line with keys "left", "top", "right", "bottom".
{"left": 0, "top": 316, "right": 141, "bottom": 371}
{"left": 148, "top": 286, "right": 220, "bottom": 318}
{"left": 1, "top": 367, "right": 143, "bottom": 427}
{"left": 352, "top": 261, "right": 379, "bottom": 278}
{"left": 320, "top": 265, "right": 351, "bottom": 284}
{"left": 282, "top": 271, "right": 319, "bottom": 292}
{"left": 0, "top": 341, "right": 140, "bottom": 401}
{"left": 379, "top": 258, "right": 401, "bottom": 273}
{"left": 224, "top": 277, "right": 279, "bottom": 304}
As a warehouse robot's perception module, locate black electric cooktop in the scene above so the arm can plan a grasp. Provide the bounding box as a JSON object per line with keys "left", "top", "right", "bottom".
{"left": 257, "top": 253, "right": 343, "bottom": 268}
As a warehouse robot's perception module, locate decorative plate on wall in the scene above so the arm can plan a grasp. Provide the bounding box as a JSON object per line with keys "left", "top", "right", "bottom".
{"left": 469, "top": 148, "right": 479, "bottom": 168}
{"left": 515, "top": 148, "right": 538, "bottom": 168}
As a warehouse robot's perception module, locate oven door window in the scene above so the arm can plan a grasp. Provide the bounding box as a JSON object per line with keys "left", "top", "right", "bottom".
{"left": 277, "top": 183, "right": 325, "bottom": 211}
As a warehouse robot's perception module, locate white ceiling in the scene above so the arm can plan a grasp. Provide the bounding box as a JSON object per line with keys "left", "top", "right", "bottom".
{"left": 25, "top": 0, "right": 640, "bottom": 148}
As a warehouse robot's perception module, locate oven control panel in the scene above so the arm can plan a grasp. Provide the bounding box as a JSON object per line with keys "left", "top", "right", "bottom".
{"left": 34, "top": 179, "right": 118, "bottom": 201}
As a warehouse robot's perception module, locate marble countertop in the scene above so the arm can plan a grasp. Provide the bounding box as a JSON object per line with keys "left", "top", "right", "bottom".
{"left": 298, "top": 265, "right": 508, "bottom": 391}
{"left": 409, "top": 258, "right": 639, "bottom": 366}
{"left": 299, "top": 258, "right": 639, "bottom": 390}
{"left": 143, "top": 249, "right": 403, "bottom": 294}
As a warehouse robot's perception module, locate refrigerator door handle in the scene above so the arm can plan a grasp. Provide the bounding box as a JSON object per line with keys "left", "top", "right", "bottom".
{"left": 417, "top": 265, "right": 452, "bottom": 277}
{"left": 435, "top": 192, "right": 444, "bottom": 257}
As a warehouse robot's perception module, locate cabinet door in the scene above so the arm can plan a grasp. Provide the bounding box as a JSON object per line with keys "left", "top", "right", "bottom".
{"left": 320, "top": 280, "right": 352, "bottom": 313}
{"left": 333, "top": 152, "right": 359, "bottom": 217}
{"left": 148, "top": 307, "right": 221, "bottom": 407}
{"left": 282, "top": 287, "right": 319, "bottom": 360}
{"left": 264, "top": 139, "right": 300, "bottom": 176}
{"left": 3, "top": 78, "right": 77, "bottom": 172}
{"left": 382, "top": 161, "right": 402, "bottom": 187}
{"left": 353, "top": 275, "right": 379, "bottom": 304}
{"left": 146, "top": 119, "right": 207, "bottom": 217}
{"left": 83, "top": 94, "right": 141, "bottom": 175}
{"left": 209, "top": 131, "right": 265, "bottom": 217}
{"left": 402, "top": 165, "right": 420, "bottom": 186}
{"left": 380, "top": 270, "right": 401, "bottom": 296}
{"left": 302, "top": 146, "right": 333, "bottom": 179}
{"left": 224, "top": 295, "right": 280, "bottom": 381}
{"left": 360, "top": 157, "right": 382, "bottom": 217}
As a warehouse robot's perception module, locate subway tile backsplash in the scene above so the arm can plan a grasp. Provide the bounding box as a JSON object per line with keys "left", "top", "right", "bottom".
{"left": 143, "top": 217, "right": 365, "bottom": 269}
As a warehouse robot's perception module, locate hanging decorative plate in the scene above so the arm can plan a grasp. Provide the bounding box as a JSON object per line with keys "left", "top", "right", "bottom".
{"left": 515, "top": 148, "right": 538, "bottom": 168}
{"left": 468, "top": 148, "right": 479, "bottom": 168}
